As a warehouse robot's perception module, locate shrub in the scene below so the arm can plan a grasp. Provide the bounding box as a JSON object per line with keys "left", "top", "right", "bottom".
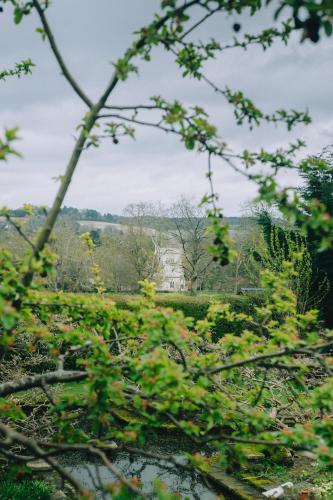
{"left": 0, "top": 479, "right": 54, "bottom": 500}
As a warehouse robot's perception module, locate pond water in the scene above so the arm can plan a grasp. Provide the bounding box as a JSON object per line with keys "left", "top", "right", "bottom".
{"left": 63, "top": 450, "right": 221, "bottom": 499}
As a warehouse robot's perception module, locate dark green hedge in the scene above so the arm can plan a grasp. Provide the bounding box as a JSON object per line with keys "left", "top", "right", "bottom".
{"left": 110, "top": 293, "right": 264, "bottom": 341}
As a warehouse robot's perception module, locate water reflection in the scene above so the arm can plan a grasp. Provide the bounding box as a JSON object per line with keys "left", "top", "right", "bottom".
{"left": 65, "top": 452, "right": 219, "bottom": 499}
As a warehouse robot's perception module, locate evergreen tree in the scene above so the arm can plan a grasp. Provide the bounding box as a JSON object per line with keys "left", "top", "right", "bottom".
{"left": 300, "top": 145, "right": 333, "bottom": 326}
{"left": 254, "top": 210, "right": 318, "bottom": 314}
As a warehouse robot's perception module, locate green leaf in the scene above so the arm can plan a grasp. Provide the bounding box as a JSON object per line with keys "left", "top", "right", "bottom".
{"left": 36, "top": 27, "right": 47, "bottom": 41}
{"left": 184, "top": 137, "right": 195, "bottom": 150}
{"left": 5, "top": 128, "right": 19, "bottom": 142}
{"left": 2, "top": 313, "right": 16, "bottom": 330}
{"left": 14, "top": 7, "right": 24, "bottom": 25}
{"left": 323, "top": 20, "right": 333, "bottom": 37}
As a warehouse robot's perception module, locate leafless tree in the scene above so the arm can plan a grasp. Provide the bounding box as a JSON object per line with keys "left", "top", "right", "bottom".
{"left": 168, "top": 197, "right": 211, "bottom": 292}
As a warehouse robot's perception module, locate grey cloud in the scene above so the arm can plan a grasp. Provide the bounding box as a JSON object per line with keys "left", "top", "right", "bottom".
{"left": 0, "top": 1, "right": 333, "bottom": 215}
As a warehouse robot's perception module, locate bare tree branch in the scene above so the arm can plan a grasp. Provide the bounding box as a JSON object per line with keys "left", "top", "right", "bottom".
{"left": 207, "top": 342, "right": 333, "bottom": 375}
{"left": 4, "top": 214, "right": 36, "bottom": 251}
{"left": 104, "top": 104, "right": 160, "bottom": 111}
{"left": 0, "top": 370, "right": 87, "bottom": 397}
{"left": 0, "top": 422, "right": 87, "bottom": 495}
{"left": 33, "top": 0, "right": 93, "bottom": 108}
{"left": 88, "top": 446, "right": 149, "bottom": 498}
{"left": 22, "top": 0, "right": 204, "bottom": 289}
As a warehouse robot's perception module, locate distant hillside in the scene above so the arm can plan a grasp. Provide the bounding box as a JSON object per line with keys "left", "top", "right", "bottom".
{"left": 60, "top": 206, "right": 122, "bottom": 223}
{"left": 5, "top": 206, "right": 245, "bottom": 228}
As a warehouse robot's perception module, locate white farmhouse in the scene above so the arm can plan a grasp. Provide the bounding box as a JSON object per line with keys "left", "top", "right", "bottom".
{"left": 76, "top": 220, "right": 188, "bottom": 292}
{"left": 157, "top": 247, "right": 187, "bottom": 292}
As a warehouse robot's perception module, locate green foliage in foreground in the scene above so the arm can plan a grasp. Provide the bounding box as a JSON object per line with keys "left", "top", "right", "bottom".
{"left": 0, "top": 479, "right": 54, "bottom": 500}
{"left": 2, "top": 247, "right": 333, "bottom": 474}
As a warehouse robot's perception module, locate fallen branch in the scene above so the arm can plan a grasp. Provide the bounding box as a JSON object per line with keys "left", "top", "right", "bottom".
{"left": 0, "top": 370, "right": 87, "bottom": 397}
{"left": 0, "top": 422, "right": 87, "bottom": 495}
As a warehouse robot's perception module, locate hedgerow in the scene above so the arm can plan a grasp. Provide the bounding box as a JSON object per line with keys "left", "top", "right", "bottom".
{"left": 111, "top": 292, "right": 265, "bottom": 341}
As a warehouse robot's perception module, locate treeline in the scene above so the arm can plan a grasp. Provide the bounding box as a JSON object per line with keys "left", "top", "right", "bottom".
{"left": 7, "top": 205, "right": 120, "bottom": 223}
{"left": 0, "top": 199, "right": 254, "bottom": 293}
{"left": 60, "top": 206, "right": 120, "bottom": 222}
{"left": 6, "top": 205, "right": 243, "bottom": 227}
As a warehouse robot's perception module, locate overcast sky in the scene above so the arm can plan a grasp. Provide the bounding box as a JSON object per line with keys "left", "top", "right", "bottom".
{"left": 1, "top": 1, "right": 333, "bottom": 215}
